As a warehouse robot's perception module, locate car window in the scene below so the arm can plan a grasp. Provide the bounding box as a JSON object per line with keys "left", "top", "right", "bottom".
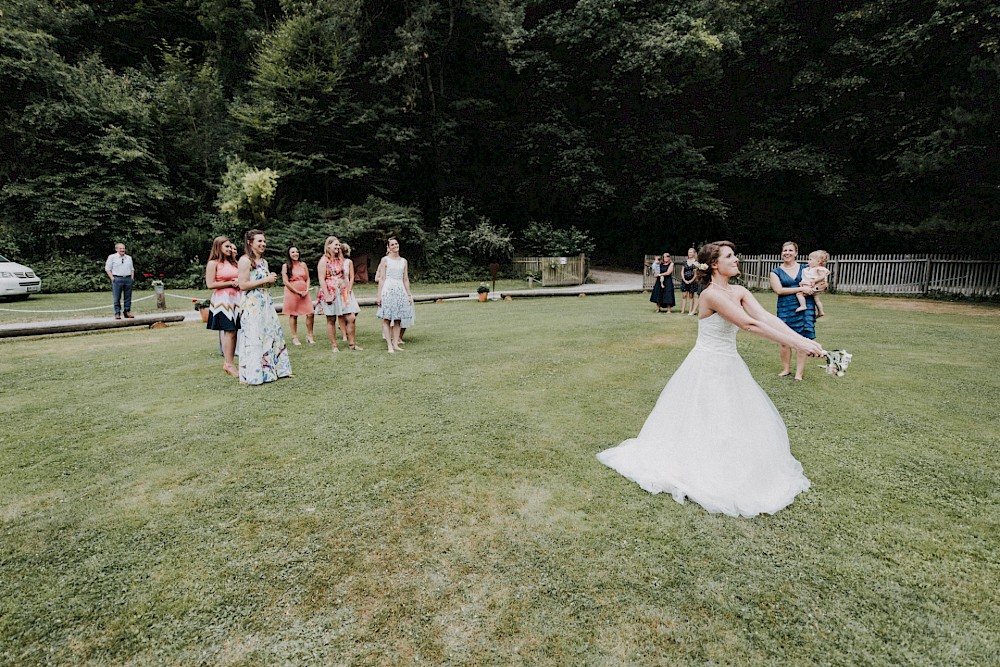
{"left": 0, "top": 254, "right": 9, "bottom": 262}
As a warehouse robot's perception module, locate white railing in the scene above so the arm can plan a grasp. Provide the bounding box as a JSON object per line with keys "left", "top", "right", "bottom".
{"left": 643, "top": 254, "right": 1000, "bottom": 296}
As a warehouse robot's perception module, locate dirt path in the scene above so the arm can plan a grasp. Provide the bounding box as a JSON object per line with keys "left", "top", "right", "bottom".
{"left": 589, "top": 267, "right": 643, "bottom": 288}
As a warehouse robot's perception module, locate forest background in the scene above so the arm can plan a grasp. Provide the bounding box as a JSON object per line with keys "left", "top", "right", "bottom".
{"left": 1, "top": 0, "right": 997, "bottom": 290}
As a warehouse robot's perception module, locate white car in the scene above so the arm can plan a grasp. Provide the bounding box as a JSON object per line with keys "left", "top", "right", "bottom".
{"left": 0, "top": 254, "right": 42, "bottom": 299}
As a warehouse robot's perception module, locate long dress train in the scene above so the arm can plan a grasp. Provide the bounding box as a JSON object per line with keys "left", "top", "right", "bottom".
{"left": 597, "top": 313, "right": 810, "bottom": 518}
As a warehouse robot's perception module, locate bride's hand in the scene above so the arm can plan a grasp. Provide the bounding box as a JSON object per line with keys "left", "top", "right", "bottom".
{"left": 801, "top": 339, "right": 825, "bottom": 357}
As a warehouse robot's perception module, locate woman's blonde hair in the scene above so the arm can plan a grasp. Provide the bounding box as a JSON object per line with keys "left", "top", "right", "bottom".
{"left": 323, "top": 236, "right": 340, "bottom": 258}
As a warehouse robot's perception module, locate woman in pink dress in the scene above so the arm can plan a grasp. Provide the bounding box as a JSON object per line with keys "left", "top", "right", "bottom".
{"left": 281, "top": 246, "right": 315, "bottom": 345}
{"left": 204, "top": 236, "right": 241, "bottom": 377}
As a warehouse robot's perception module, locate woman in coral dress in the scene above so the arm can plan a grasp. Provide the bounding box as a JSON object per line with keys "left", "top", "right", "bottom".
{"left": 597, "top": 241, "right": 824, "bottom": 518}
{"left": 281, "top": 246, "right": 315, "bottom": 345}
{"left": 237, "top": 230, "right": 292, "bottom": 386}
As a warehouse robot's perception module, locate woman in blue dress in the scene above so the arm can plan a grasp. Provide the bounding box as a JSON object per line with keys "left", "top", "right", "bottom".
{"left": 768, "top": 241, "right": 817, "bottom": 381}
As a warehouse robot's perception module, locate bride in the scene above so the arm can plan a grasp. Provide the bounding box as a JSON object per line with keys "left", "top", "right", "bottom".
{"left": 597, "top": 241, "right": 825, "bottom": 518}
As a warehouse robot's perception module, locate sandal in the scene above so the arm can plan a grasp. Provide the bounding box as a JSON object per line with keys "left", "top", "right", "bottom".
{"left": 349, "top": 344, "right": 364, "bottom": 351}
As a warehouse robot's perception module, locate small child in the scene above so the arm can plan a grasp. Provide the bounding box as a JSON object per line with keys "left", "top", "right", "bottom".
{"left": 796, "top": 249, "right": 830, "bottom": 317}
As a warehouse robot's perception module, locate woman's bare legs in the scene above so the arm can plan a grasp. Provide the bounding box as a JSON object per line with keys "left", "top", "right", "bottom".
{"left": 778, "top": 346, "right": 807, "bottom": 379}
{"left": 325, "top": 315, "right": 339, "bottom": 351}
{"left": 222, "top": 331, "right": 238, "bottom": 376}
{"left": 340, "top": 314, "right": 362, "bottom": 350}
{"left": 306, "top": 314, "right": 315, "bottom": 343}
{"left": 794, "top": 349, "right": 807, "bottom": 380}
{"left": 779, "top": 345, "right": 792, "bottom": 377}
{"left": 381, "top": 319, "right": 394, "bottom": 352}
{"left": 289, "top": 314, "right": 301, "bottom": 345}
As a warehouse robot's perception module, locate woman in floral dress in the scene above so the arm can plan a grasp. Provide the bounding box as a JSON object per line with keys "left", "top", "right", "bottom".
{"left": 316, "top": 236, "right": 363, "bottom": 351}
{"left": 237, "top": 229, "right": 292, "bottom": 385}
{"left": 375, "top": 238, "right": 415, "bottom": 353}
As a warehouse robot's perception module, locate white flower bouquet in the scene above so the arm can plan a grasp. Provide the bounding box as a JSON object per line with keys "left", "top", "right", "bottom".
{"left": 821, "top": 349, "right": 853, "bottom": 377}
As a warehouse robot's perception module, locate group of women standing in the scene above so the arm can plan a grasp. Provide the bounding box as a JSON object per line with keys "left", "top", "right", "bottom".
{"left": 650, "top": 248, "right": 703, "bottom": 315}
{"left": 204, "top": 233, "right": 416, "bottom": 386}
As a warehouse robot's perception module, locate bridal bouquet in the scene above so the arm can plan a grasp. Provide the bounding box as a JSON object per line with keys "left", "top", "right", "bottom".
{"left": 821, "top": 349, "right": 853, "bottom": 377}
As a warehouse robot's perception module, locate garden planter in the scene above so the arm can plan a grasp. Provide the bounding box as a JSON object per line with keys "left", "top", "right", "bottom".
{"left": 477, "top": 292, "right": 488, "bottom": 302}
{"left": 199, "top": 308, "right": 209, "bottom": 322}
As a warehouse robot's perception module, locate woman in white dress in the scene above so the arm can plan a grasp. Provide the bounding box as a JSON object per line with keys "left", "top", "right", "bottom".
{"left": 597, "top": 241, "right": 825, "bottom": 517}
{"left": 375, "top": 238, "right": 415, "bottom": 353}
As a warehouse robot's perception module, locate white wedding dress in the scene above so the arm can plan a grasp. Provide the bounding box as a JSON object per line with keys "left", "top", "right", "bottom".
{"left": 597, "top": 313, "right": 810, "bottom": 518}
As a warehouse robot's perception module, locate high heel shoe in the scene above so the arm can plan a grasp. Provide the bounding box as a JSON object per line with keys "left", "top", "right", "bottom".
{"left": 292, "top": 337, "right": 301, "bottom": 346}
{"left": 306, "top": 336, "right": 315, "bottom": 344}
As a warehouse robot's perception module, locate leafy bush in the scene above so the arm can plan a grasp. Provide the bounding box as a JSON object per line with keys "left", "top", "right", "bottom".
{"left": 519, "top": 220, "right": 595, "bottom": 256}
{"left": 35, "top": 256, "right": 108, "bottom": 293}
{"left": 336, "top": 196, "right": 427, "bottom": 280}
{"left": 421, "top": 197, "right": 513, "bottom": 281}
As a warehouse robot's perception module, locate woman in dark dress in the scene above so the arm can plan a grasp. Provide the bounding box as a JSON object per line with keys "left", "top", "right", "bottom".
{"left": 768, "top": 241, "right": 817, "bottom": 380}
{"left": 649, "top": 252, "right": 675, "bottom": 313}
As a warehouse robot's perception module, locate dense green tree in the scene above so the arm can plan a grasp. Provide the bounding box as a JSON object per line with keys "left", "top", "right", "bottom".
{"left": 234, "top": 0, "right": 373, "bottom": 207}
{"left": 508, "top": 0, "right": 742, "bottom": 260}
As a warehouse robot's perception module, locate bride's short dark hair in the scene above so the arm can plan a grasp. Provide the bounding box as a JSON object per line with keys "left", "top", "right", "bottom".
{"left": 695, "top": 241, "right": 736, "bottom": 286}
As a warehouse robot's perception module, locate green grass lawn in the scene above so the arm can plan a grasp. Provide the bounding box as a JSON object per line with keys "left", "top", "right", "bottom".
{"left": 1, "top": 293, "right": 997, "bottom": 665}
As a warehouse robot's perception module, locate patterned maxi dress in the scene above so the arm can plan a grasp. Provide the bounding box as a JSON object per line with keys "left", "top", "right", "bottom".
{"left": 238, "top": 260, "right": 292, "bottom": 385}
{"left": 376, "top": 256, "right": 415, "bottom": 327}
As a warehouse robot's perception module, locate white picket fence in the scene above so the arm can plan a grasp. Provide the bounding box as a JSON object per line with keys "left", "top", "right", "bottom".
{"left": 645, "top": 254, "right": 1000, "bottom": 297}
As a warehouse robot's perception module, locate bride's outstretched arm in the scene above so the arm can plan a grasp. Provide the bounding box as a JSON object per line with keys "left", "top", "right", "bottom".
{"left": 705, "top": 288, "right": 824, "bottom": 355}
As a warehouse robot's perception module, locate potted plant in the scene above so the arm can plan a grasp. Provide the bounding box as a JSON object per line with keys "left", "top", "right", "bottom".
{"left": 477, "top": 283, "right": 490, "bottom": 302}
{"left": 193, "top": 298, "right": 211, "bottom": 322}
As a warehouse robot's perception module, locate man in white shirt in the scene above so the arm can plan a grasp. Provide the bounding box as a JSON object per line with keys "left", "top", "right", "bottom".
{"left": 104, "top": 243, "right": 135, "bottom": 319}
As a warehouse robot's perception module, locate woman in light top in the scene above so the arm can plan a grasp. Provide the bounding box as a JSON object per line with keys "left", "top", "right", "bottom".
{"left": 375, "top": 238, "right": 415, "bottom": 353}
{"left": 237, "top": 229, "right": 292, "bottom": 385}
{"left": 316, "top": 236, "right": 362, "bottom": 351}
{"left": 281, "top": 246, "right": 315, "bottom": 345}
{"left": 204, "top": 236, "right": 241, "bottom": 377}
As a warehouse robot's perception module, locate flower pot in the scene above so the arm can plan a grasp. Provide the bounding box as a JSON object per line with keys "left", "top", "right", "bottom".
{"left": 199, "top": 307, "right": 209, "bottom": 323}
{"left": 477, "top": 292, "right": 488, "bottom": 302}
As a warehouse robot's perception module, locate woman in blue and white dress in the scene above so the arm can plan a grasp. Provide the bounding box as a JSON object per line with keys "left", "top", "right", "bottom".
{"left": 375, "top": 238, "right": 415, "bottom": 353}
